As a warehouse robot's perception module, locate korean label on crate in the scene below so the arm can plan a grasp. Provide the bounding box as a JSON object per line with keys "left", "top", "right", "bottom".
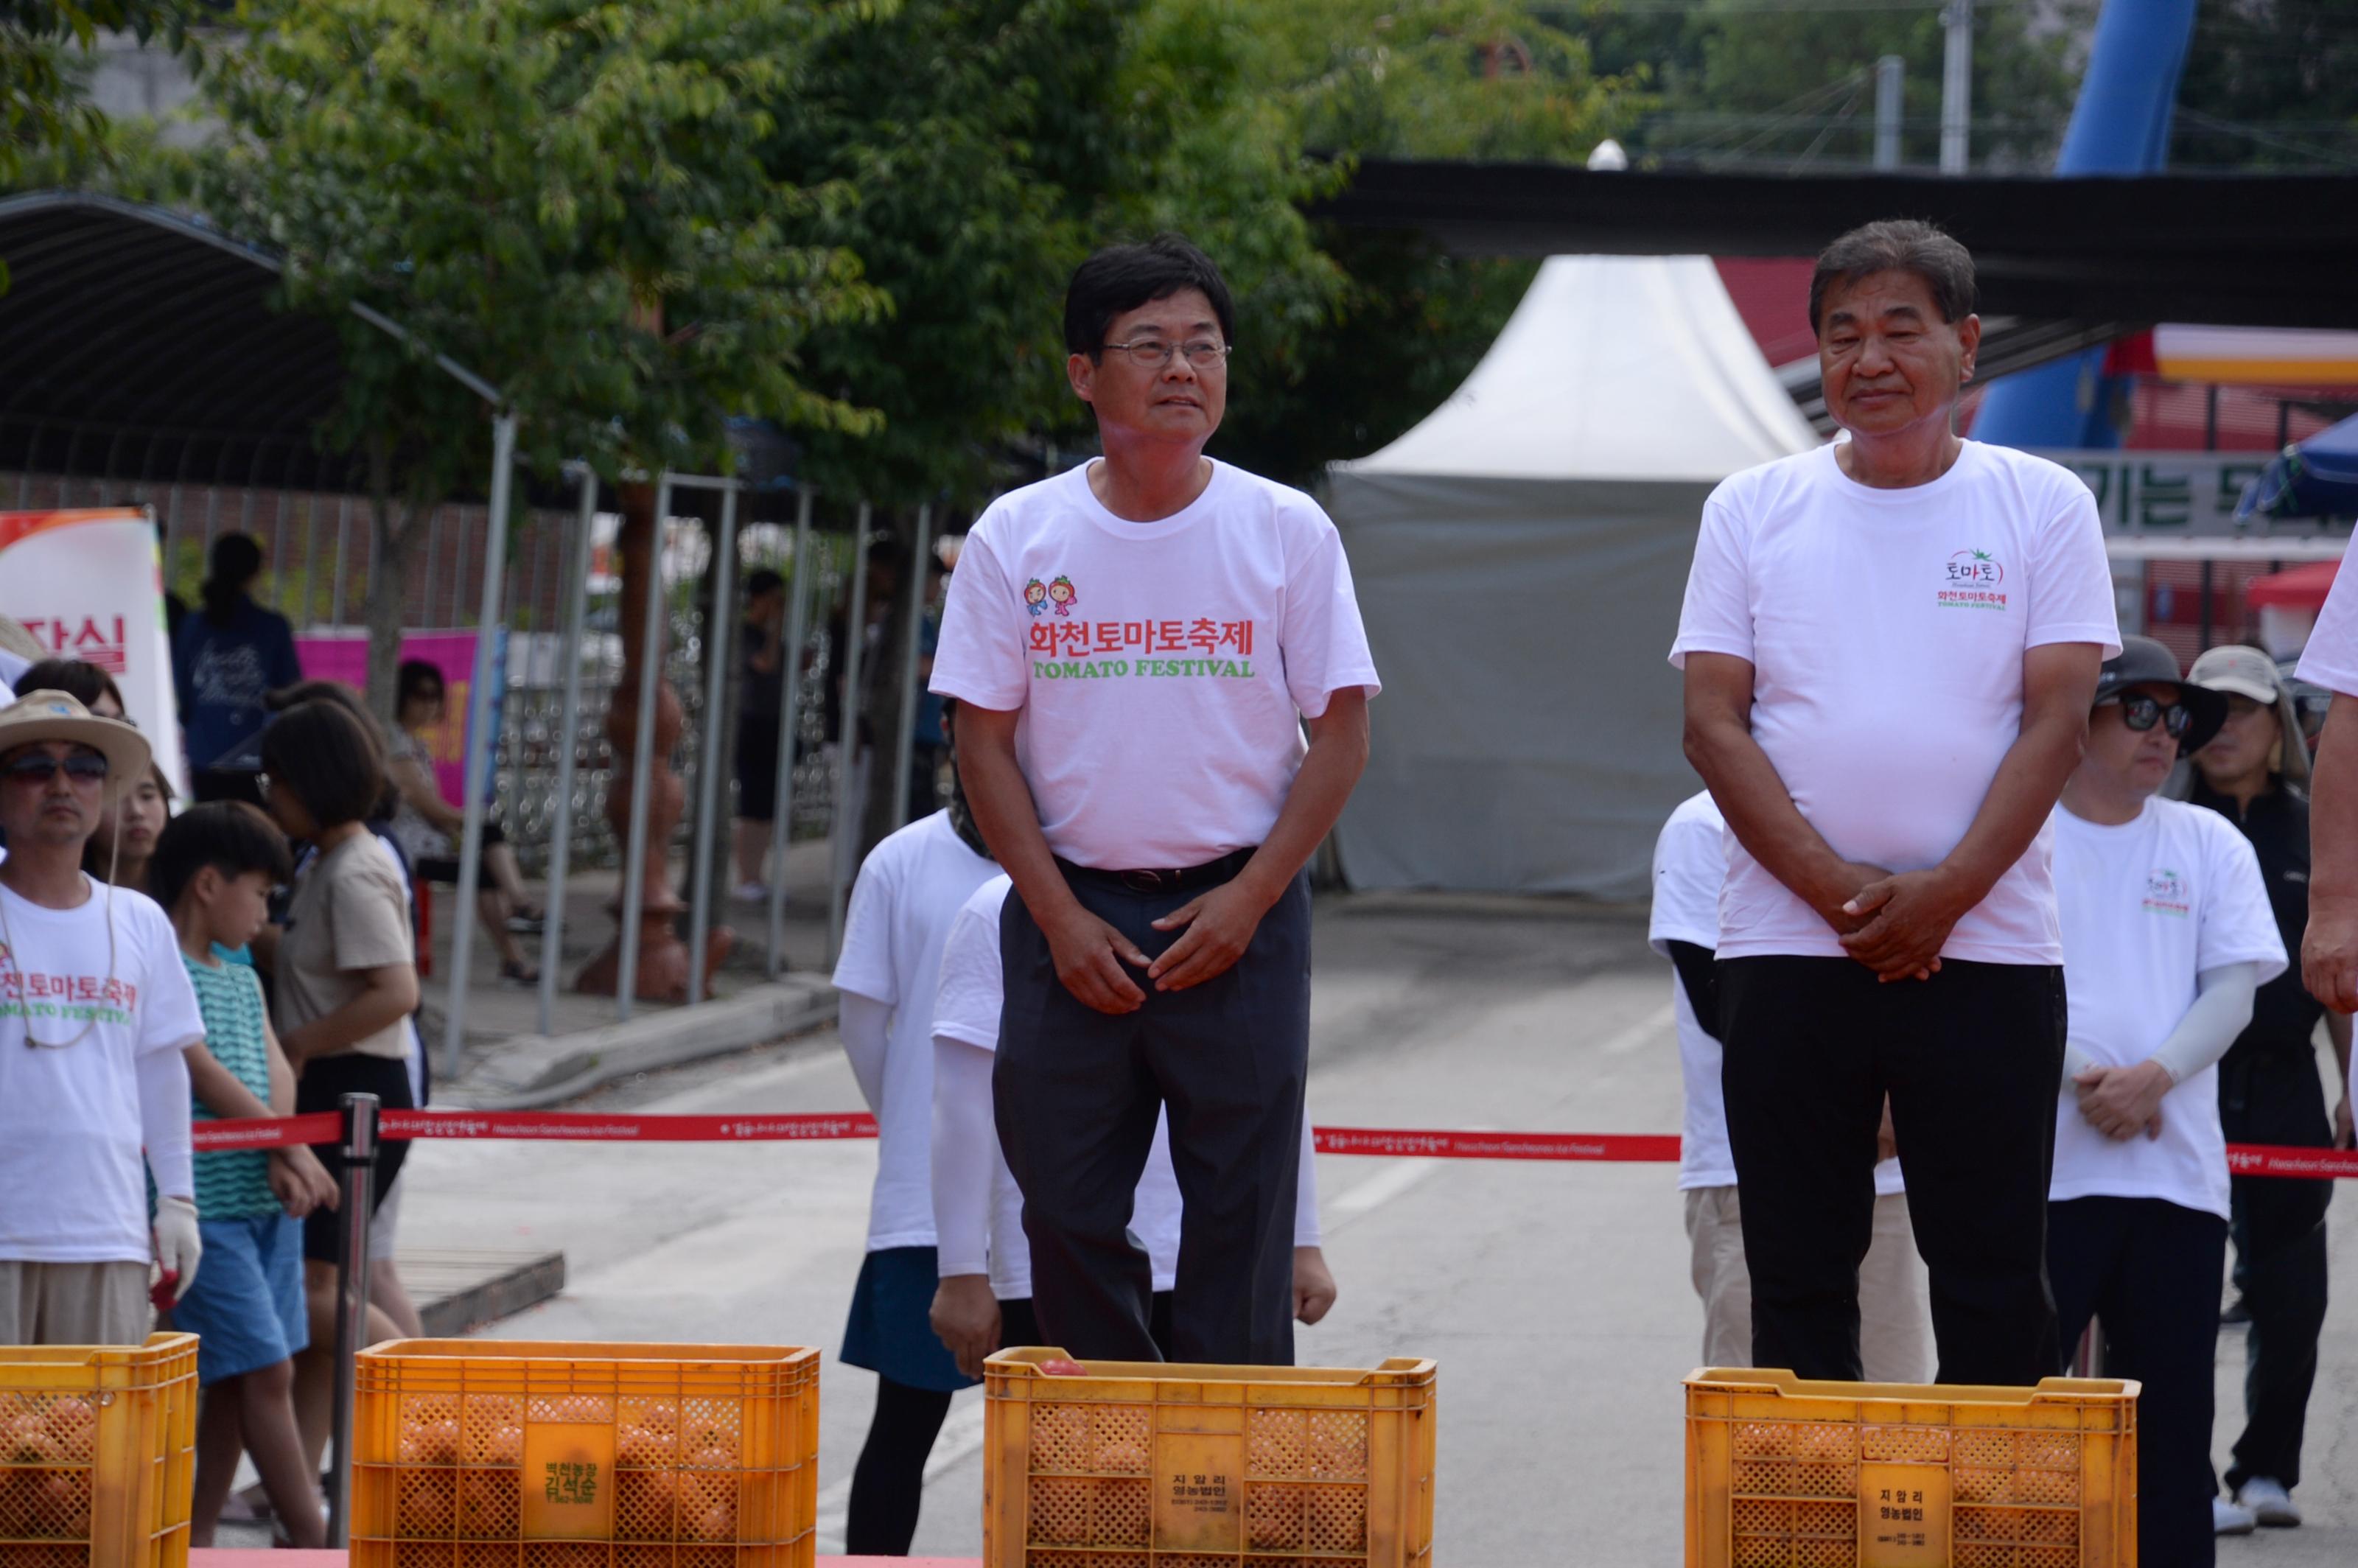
{"left": 522, "top": 1423, "right": 618, "bottom": 1539}
{"left": 1857, "top": 1463, "right": 1949, "bottom": 1568}
{"left": 1152, "top": 1432, "right": 1240, "bottom": 1553}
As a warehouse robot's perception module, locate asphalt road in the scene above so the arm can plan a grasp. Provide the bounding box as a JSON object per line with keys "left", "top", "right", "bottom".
{"left": 385, "top": 895, "right": 2357, "bottom": 1564}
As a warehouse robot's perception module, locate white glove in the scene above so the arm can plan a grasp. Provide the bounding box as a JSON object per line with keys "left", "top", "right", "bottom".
{"left": 153, "top": 1196, "right": 202, "bottom": 1306}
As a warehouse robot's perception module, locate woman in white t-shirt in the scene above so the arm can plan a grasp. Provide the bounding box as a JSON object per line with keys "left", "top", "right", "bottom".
{"left": 2048, "top": 639, "right": 2285, "bottom": 1565}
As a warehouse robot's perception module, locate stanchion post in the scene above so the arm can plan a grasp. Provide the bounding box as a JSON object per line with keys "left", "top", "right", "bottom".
{"left": 686, "top": 480, "right": 740, "bottom": 1004}
{"left": 324, "top": 1091, "right": 381, "bottom": 1549}
{"left": 765, "top": 489, "right": 814, "bottom": 978}
{"left": 538, "top": 467, "right": 600, "bottom": 1036}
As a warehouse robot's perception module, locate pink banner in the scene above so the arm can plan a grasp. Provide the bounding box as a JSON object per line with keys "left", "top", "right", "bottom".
{"left": 295, "top": 630, "right": 497, "bottom": 804}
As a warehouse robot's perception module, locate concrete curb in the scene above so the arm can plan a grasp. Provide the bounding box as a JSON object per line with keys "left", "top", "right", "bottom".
{"left": 432, "top": 976, "right": 839, "bottom": 1110}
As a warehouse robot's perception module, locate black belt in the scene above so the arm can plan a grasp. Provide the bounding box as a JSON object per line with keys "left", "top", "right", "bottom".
{"left": 1057, "top": 847, "right": 1257, "bottom": 895}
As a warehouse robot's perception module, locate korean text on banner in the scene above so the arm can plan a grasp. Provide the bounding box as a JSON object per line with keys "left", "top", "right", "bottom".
{"left": 0, "top": 508, "right": 185, "bottom": 795}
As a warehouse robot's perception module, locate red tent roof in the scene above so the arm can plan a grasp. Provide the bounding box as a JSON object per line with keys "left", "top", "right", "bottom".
{"left": 2245, "top": 559, "right": 2340, "bottom": 612}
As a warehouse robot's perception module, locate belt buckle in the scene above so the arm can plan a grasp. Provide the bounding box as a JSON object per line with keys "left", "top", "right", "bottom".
{"left": 1119, "top": 869, "right": 1166, "bottom": 894}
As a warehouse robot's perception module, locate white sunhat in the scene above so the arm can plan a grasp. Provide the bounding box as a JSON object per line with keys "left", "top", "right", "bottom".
{"left": 0, "top": 689, "right": 153, "bottom": 805}
{"left": 2188, "top": 645, "right": 2311, "bottom": 788}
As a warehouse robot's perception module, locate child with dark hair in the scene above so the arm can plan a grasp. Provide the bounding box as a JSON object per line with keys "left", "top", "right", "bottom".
{"left": 150, "top": 802, "right": 337, "bottom": 1547}
{"left": 257, "top": 699, "right": 419, "bottom": 1474}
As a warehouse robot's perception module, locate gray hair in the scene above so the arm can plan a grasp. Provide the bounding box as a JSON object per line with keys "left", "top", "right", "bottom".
{"left": 1809, "top": 220, "right": 1976, "bottom": 334}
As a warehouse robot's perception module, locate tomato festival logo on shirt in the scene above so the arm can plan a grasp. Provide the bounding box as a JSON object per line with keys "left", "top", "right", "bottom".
{"left": 0, "top": 942, "right": 141, "bottom": 1025}
{"left": 1937, "top": 548, "right": 2008, "bottom": 611}
{"left": 2143, "top": 868, "right": 2191, "bottom": 917}
{"left": 1024, "top": 575, "right": 1080, "bottom": 617}
{"left": 1027, "top": 615, "right": 1256, "bottom": 682}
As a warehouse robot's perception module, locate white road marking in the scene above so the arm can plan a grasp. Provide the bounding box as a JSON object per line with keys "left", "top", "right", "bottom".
{"left": 1326, "top": 1157, "right": 1443, "bottom": 1224}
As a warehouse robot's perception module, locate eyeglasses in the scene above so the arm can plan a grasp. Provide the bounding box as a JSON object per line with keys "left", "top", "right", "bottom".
{"left": 2098, "top": 694, "right": 2192, "bottom": 738}
{"left": 1102, "top": 338, "right": 1232, "bottom": 371}
{"left": 1, "top": 749, "right": 108, "bottom": 786}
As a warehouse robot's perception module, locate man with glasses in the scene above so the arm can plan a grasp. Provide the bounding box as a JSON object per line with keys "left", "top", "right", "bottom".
{"left": 2046, "top": 637, "right": 2281, "bottom": 1567}
{"left": 931, "top": 234, "right": 1379, "bottom": 1364}
{"left": 1673, "top": 220, "right": 2119, "bottom": 1386}
{"left": 0, "top": 690, "right": 206, "bottom": 1345}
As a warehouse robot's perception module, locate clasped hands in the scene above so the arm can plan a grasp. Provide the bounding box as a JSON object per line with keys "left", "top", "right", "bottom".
{"left": 2070, "top": 1058, "right": 2172, "bottom": 1142}
{"left": 1819, "top": 861, "right": 1968, "bottom": 984}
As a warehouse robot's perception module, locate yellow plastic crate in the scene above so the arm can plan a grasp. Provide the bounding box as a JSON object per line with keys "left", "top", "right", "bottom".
{"left": 983, "top": 1347, "right": 1437, "bottom": 1568}
{"left": 1685, "top": 1368, "right": 2139, "bottom": 1568}
{"left": 0, "top": 1331, "right": 198, "bottom": 1568}
{"left": 351, "top": 1340, "right": 819, "bottom": 1567}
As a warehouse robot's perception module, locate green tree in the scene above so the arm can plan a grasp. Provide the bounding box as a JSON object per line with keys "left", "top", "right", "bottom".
{"left": 0, "top": 2, "right": 192, "bottom": 190}
{"left": 2174, "top": 0, "right": 2358, "bottom": 169}
{"left": 200, "top": 0, "right": 884, "bottom": 715}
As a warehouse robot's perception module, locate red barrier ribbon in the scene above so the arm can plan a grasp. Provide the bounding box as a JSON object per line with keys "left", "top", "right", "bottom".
{"left": 186, "top": 1110, "right": 2357, "bottom": 1178}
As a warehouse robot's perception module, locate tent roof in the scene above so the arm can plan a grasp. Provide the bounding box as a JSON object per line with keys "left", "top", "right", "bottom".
{"left": 0, "top": 190, "right": 497, "bottom": 495}
{"left": 1336, "top": 255, "right": 1818, "bottom": 483}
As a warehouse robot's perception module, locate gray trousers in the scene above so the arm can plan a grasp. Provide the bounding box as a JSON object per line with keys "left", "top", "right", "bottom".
{"left": 996, "top": 860, "right": 1311, "bottom": 1366}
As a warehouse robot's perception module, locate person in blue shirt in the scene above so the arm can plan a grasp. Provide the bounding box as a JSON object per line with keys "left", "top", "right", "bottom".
{"left": 175, "top": 533, "right": 301, "bottom": 805}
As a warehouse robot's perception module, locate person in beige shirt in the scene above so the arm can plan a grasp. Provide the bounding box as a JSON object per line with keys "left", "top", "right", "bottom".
{"left": 256, "top": 699, "right": 419, "bottom": 1477}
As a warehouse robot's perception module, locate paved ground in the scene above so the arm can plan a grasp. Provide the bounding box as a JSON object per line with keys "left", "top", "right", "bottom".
{"left": 376, "top": 895, "right": 2354, "bottom": 1564}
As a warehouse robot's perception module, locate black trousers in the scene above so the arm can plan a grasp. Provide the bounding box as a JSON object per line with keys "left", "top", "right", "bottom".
{"left": 2219, "top": 1046, "right": 2335, "bottom": 1491}
{"left": 1718, "top": 957, "right": 2065, "bottom": 1385}
{"left": 996, "top": 859, "right": 1310, "bottom": 1366}
{"left": 2048, "top": 1197, "right": 2227, "bottom": 1568}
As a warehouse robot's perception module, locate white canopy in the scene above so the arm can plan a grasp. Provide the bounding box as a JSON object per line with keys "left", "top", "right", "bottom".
{"left": 1337, "top": 254, "right": 1818, "bottom": 483}
{"left": 1326, "top": 255, "right": 1819, "bottom": 898}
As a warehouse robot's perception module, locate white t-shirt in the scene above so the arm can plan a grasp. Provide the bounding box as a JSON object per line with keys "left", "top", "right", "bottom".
{"left": 2049, "top": 799, "right": 2287, "bottom": 1219}
{"left": 931, "top": 877, "right": 1182, "bottom": 1298}
{"left": 1650, "top": 791, "right": 1903, "bottom": 1198}
{"left": 929, "top": 460, "right": 1381, "bottom": 869}
{"left": 0, "top": 878, "right": 206, "bottom": 1263}
{"left": 830, "top": 811, "right": 999, "bottom": 1251}
{"left": 2296, "top": 547, "right": 2358, "bottom": 696}
{"left": 1669, "top": 441, "right": 2121, "bottom": 964}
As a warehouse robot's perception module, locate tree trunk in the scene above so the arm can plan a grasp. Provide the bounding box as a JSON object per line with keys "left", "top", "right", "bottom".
{"left": 363, "top": 433, "right": 419, "bottom": 725}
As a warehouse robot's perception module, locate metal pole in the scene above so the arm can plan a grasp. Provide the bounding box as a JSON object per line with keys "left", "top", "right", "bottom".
{"left": 539, "top": 472, "right": 600, "bottom": 1036}
{"left": 1939, "top": 0, "right": 1973, "bottom": 175}
{"left": 828, "top": 504, "right": 872, "bottom": 963}
{"left": 323, "top": 1091, "right": 381, "bottom": 1549}
{"left": 424, "top": 507, "right": 442, "bottom": 626}
{"left": 616, "top": 474, "right": 675, "bottom": 1021}
{"left": 1874, "top": 55, "right": 1903, "bottom": 170}
{"left": 297, "top": 494, "right": 318, "bottom": 630}
{"left": 439, "top": 413, "right": 517, "bottom": 1078}
{"left": 889, "top": 505, "right": 934, "bottom": 833}
{"left": 766, "top": 490, "right": 814, "bottom": 978}
{"left": 332, "top": 494, "right": 351, "bottom": 626}
{"left": 686, "top": 483, "right": 740, "bottom": 1004}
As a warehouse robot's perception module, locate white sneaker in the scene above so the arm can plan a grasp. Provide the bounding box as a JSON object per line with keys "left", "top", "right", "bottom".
{"left": 2214, "top": 1496, "right": 2259, "bottom": 1536}
{"left": 2236, "top": 1477, "right": 2301, "bottom": 1527}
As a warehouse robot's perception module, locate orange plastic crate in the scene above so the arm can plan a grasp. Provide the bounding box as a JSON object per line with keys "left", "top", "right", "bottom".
{"left": 0, "top": 1331, "right": 198, "bottom": 1568}
{"left": 1685, "top": 1368, "right": 2139, "bottom": 1568}
{"left": 351, "top": 1340, "right": 818, "bottom": 1567}
{"left": 983, "top": 1347, "right": 1436, "bottom": 1568}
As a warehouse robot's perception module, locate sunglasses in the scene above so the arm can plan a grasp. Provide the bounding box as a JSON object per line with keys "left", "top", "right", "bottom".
{"left": 1, "top": 749, "right": 109, "bottom": 785}
{"left": 2099, "top": 693, "right": 2192, "bottom": 738}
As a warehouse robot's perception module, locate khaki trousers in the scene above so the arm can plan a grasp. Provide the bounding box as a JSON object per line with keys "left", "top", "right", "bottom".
{"left": 1685, "top": 1186, "right": 1934, "bottom": 1382}
{"left": 0, "top": 1261, "right": 152, "bottom": 1346}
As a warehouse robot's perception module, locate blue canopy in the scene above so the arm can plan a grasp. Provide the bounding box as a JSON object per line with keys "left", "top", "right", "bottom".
{"left": 2239, "top": 412, "right": 2358, "bottom": 521}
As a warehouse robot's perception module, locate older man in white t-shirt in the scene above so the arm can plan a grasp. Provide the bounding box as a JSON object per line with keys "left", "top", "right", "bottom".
{"left": 2292, "top": 559, "right": 2358, "bottom": 1152}
{"left": 931, "top": 236, "right": 1379, "bottom": 1366}
{"left": 1671, "top": 220, "right": 2121, "bottom": 1386}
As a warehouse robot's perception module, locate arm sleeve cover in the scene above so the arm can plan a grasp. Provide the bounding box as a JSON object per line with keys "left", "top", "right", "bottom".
{"left": 138, "top": 1043, "right": 195, "bottom": 1202}
{"left": 1294, "top": 1111, "right": 1322, "bottom": 1247}
{"left": 931, "top": 1035, "right": 996, "bottom": 1279}
{"left": 838, "top": 993, "right": 892, "bottom": 1114}
{"left": 2150, "top": 962, "right": 2261, "bottom": 1086}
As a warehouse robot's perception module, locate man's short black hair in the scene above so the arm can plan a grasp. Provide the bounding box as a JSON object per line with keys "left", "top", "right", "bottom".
{"left": 259, "top": 700, "right": 385, "bottom": 829}
{"left": 1808, "top": 219, "right": 1976, "bottom": 334}
{"left": 1063, "top": 234, "right": 1236, "bottom": 360}
{"left": 150, "top": 801, "right": 294, "bottom": 915}
{"left": 745, "top": 568, "right": 786, "bottom": 599}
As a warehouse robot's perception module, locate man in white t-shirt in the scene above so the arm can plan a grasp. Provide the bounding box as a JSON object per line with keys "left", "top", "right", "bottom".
{"left": 2291, "top": 560, "right": 2358, "bottom": 1175}
{"left": 931, "top": 236, "right": 1379, "bottom": 1365}
{"left": 1651, "top": 792, "right": 1931, "bottom": 1379}
{"left": 2047, "top": 637, "right": 2284, "bottom": 1565}
{"left": 828, "top": 701, "right": 1001, "bottom": 1557}
{"left": 1671, "top": 220, "right": 2120, "bottom": 1385}
{"left": 0, "top": 690, "right": 207, "bottom": 1344}
{"left": 927, "top": 875, "right": 1333, "bottom": 1376}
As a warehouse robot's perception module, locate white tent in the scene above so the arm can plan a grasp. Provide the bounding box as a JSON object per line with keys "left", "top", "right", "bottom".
{"left": 1326, "top": 254, "right": 1819, "bottom": 897}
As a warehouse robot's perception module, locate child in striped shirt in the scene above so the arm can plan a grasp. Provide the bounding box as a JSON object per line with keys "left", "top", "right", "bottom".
{"left": 152, "top": 804, "right": 337, "bottom": 1547}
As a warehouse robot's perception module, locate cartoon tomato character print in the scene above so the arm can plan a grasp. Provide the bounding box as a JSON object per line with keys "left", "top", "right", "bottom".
{"left": 1024, "top": 578, "right": 1050, "bottom": 617}
{"left": 1047, "top": 575, "right": 1077, "bottom": 617}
